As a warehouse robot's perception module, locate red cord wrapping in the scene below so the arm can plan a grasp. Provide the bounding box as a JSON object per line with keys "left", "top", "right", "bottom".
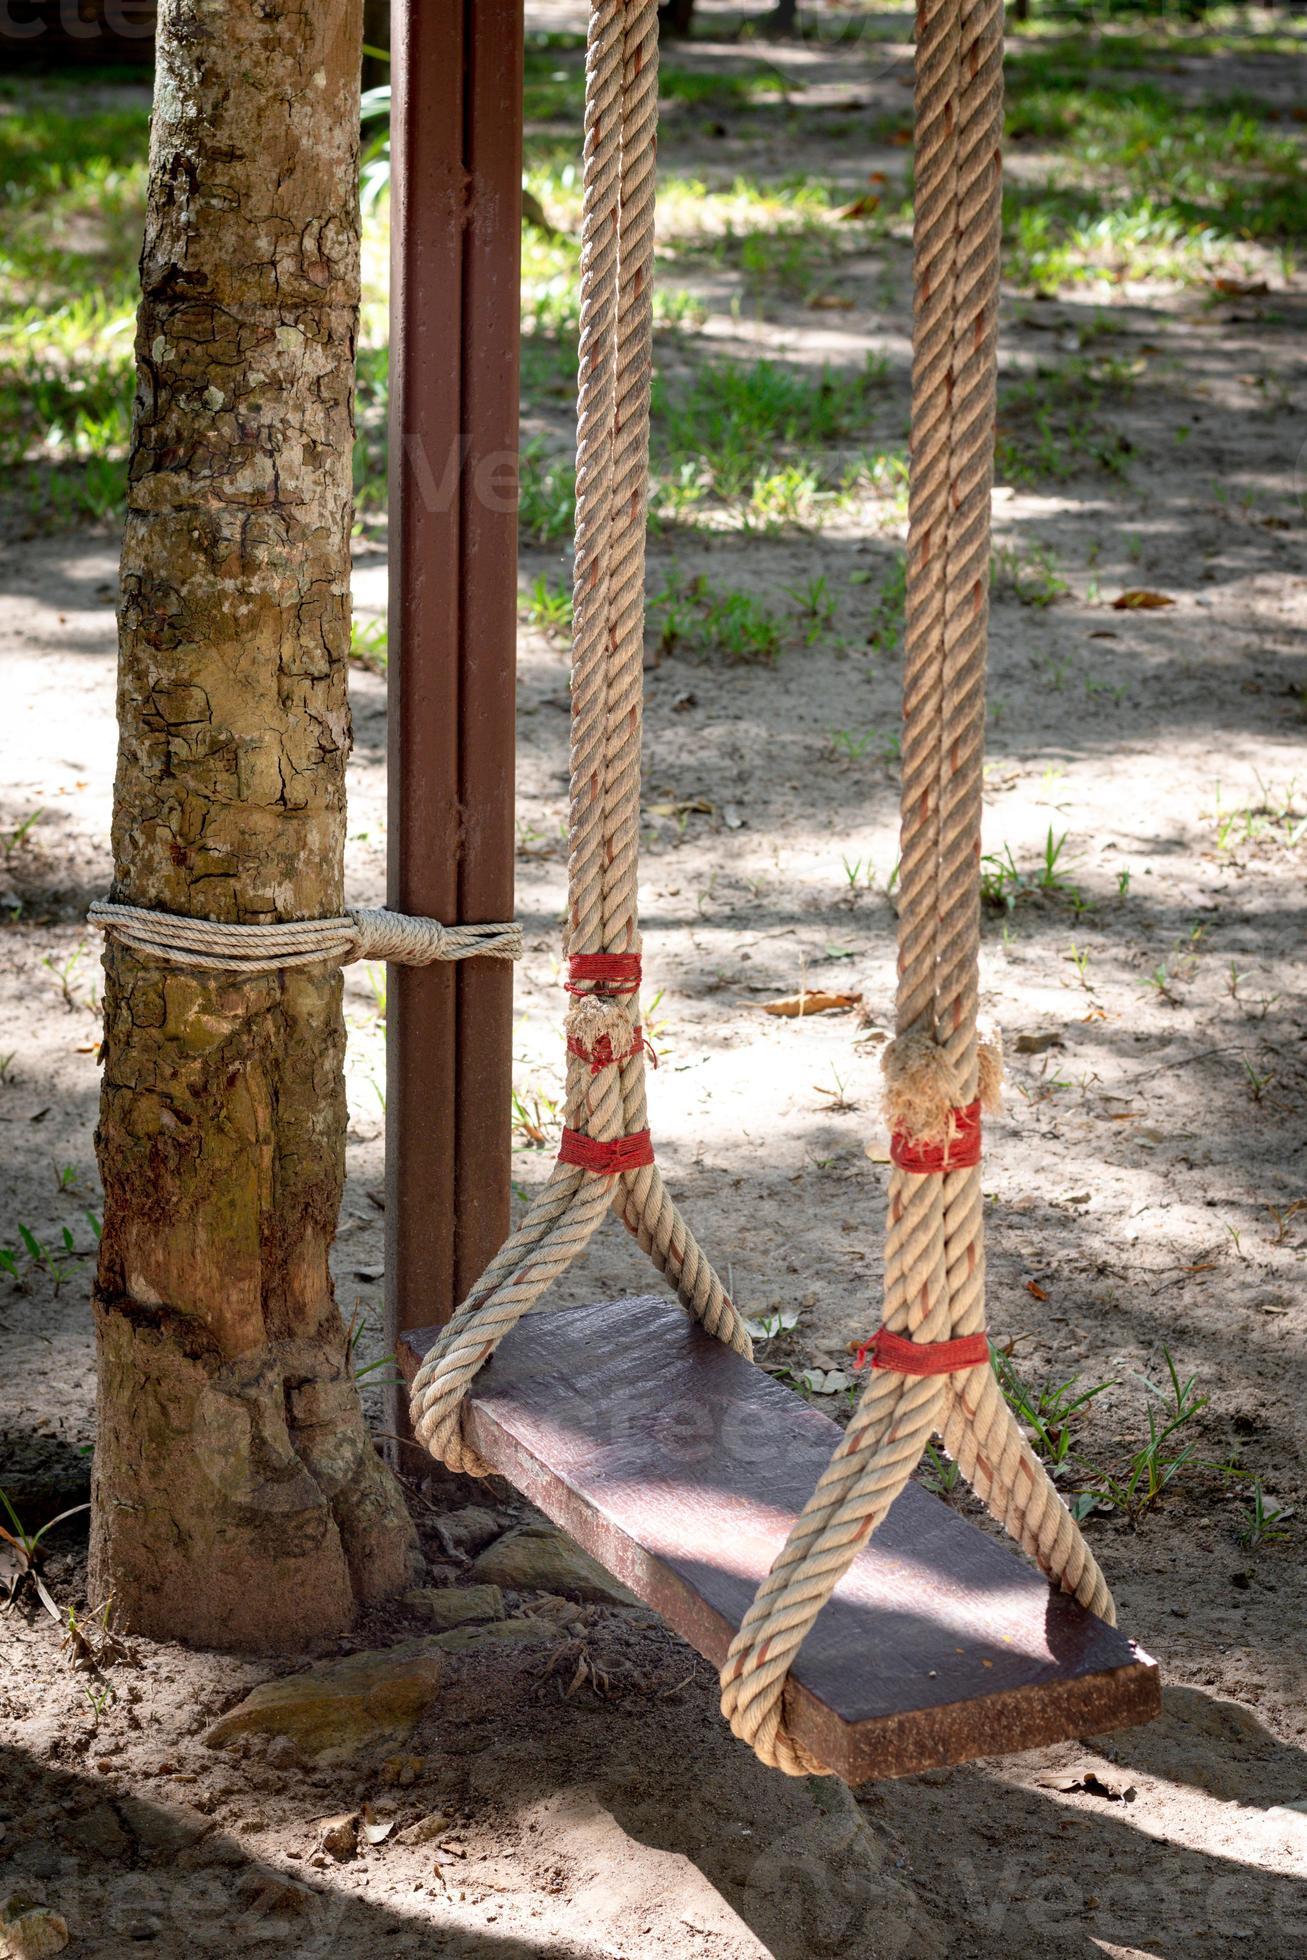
{"left": 854, "top": 1328, "right": 990, "bottom": 1376}
{"left": 567, "top": 1025, "right": 652, "bottom": 1072}
{"left": 566, "top": 953, "right": 642, "bottom": 995}
{"left": 558, "top": 1127, "right": 655, "bottom": 1173}
{"left": 890, "top": 1097, "right": 982, "bottom": 1173}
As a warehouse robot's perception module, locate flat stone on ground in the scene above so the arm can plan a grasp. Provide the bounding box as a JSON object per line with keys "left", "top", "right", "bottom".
{"left": 403, "top": 1584, "right": 504, "bottom": 1629}
{"left": 430, "top": 1617, "right": 562, "bottom": 1654}
{"left": 0, "top": 1892, "right": 69, "bottom": 1960}
{"left": 471, "top": 1524, "right": 637, "bottom": 1606}
{"left": 435, "top": 1505, "right": 506, "bottom": 1554}
{"left": 202, "top": 1641, "right": 442, "bottom": 1763}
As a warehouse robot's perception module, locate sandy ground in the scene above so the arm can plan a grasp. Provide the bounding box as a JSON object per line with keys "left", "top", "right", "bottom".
{"left": 3, "top": 13, "right": 1307, "bottom": 1959}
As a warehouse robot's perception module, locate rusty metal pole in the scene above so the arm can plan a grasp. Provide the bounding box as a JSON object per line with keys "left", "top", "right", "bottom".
{"left": 385, "top": 0, "right": 522, "bottom": 1452}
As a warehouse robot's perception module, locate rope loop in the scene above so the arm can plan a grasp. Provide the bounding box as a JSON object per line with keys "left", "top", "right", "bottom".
{"left": 716, "top": 0, "right": 1114, "bottom": 1778}
{"left": 408, "top": 0, "right": 750, "bottom": 1492}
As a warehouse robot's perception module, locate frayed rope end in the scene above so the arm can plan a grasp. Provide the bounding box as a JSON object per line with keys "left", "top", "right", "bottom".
{"left": 881, "top": 1028, "right": 1004, "bottom": 1146}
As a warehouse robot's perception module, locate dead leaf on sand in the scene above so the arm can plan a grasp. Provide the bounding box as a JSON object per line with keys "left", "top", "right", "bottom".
{"left": 1112, "top": 589, "right": 1176, "bottom": 611}
{"left": 760, "top": 991, "right": 862, "bottom": 1018}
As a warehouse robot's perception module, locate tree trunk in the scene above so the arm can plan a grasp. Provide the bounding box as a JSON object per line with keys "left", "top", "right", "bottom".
{"left": 90, "top": 0, "right": 419, "bottom": 1650}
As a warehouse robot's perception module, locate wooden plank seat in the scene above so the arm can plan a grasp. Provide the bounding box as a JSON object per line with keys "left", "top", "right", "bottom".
{"left": 397, "top": 1294, "right": 1160, "bottom": 1783}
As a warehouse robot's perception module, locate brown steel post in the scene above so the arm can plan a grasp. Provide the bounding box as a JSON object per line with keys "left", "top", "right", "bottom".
{"left": 385, "top": 1, "right": 522, "bottom": 1450}
{"left": 454, "top": 10, "right": 523, "bottom": 1303}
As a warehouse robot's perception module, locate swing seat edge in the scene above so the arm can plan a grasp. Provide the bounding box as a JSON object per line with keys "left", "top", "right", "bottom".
{"left": 396, "top": 1293, "right": 1160, "bottom": 1784}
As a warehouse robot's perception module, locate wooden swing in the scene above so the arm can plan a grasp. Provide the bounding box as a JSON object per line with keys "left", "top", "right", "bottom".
{"left": 389, "top": 0, "right": 1160, "bottom": 1782}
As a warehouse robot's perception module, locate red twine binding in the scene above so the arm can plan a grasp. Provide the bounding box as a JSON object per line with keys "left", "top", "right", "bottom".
{"left": 890, "top": 1097, "right": 982, "bottom": 1174}
{"left": 558, "top": 1127, "right": 655, "bottom": 1173}
{"left": 566, "top": 953, "right": 642, "bottom": 996}
{"left": 854, "top": 1328, "right": 990, "bottom": 1376}
{"left": 566, "top": 1026, "right": 656, "bottom": 1073}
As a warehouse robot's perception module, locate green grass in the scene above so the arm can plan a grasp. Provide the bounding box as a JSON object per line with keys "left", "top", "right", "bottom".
{"left": 649, "top": 575, "right": 788, "bottom": 665}
{"left": 1001, "top": 53, "right": 1307, "bottom": 287}
{"left": 990, "top": 541, "right": 1068, "bottom": 609}
{"left": 995, "top": 353, "right": 1138, "bottom": 486}
{"left": 510, "top": 355, "right": 902, "bottom": 536}
{"left": 519, "top": 440, "right": 577, "bottom": 546}
{"left": 0, "top": 91, "right": 148, "bottom": 526}
{"left": 10, "top": 27, "right": 1305, "bottom": 539}
{"left": 522, "top": 573, "right": 573, "bottom": 637}
{"left": 980, "top": 828, "right": 1087, "bottom": 914}
{"left": 350, "top": 616, "right": 389, "bottom": 673}
{"left": 650, "top": 353, "right": 889, "bottom": 524}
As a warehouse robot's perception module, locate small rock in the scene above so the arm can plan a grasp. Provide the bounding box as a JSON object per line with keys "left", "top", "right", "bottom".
{"left": 233, "top": 1867, "right": 317, "bottom": 1921}
{"left": 0, "top": 1892, "right": 69, "bottom": 1960}
{"left": 430, "top": 1617, "right": 562, "bottom": 1654}
{"left": 317, "top": 1813, "right": 358, "bottom": 1862}
{"left": 66, "top": 1801, "right": 129, "bottom": 1859}
{"left": 203, "top": 1641, "right": 443, "bottom": 1764}
{"left": 403, "top": 1585, "right": 504, "bottom": 1631}
{"left": 177, "top": 1833, "right": 245, "bottom": 1872}
{"left": 264, "top": 1735, "right": 301, "bottom": 1770}
{"left": 395, "top": 1812, "right": 450, "bottom": 1846}
{"left": 434, "top": 1506, "right": 505, "bottom": 1555}
{"left": 117, "top": 1796, "right": 210, "bottom": 1858}
{"left": 471, "top": 1525, "right": 637, "bottom": 1606}
{"left": 378, "top": 1754, "right": 424, "bottom": 1787}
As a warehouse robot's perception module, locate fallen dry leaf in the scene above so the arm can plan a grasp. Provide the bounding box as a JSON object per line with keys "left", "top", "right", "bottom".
{"left": 359, "top": 1801, "right": 399, "bottom": 1846}
{"left": 1112, "top": 589, "right": 1176, "bottom": 611}
{"left": 808, "top": 292, "right": 856, "bottom": 311}
{"left": 760, "top": 990, "right": 863, "bottom": 1018}
{"left": 1212, "top": 277, "right": 1268, "bottom": 297}
{"left": 1025, "top": 1280, "right": 1050, "bottom": 1302}
{"left": 1039, "top": 1769, "right": 1137, "bottom": 1803}
{"left": 647, "top": 796, "right": 714, "bottom": 819}
{"left": 837, "top": 195, "right": 881, "bottom": 220}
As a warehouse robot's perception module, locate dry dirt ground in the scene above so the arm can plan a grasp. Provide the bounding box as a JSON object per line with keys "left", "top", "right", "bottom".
{"left": 2, "top": 9, "right": 1306, "bottom": 1959}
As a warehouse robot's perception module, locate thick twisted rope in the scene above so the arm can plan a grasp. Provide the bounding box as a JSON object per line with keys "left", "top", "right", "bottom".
{"left": 718, "top": 0, "right": 1112, "bottom": 1776}
{"left": 409, "top": 0, "right": 749, "bottom": 1480}
{"left": 89, "top": 900, "right": 521, "bottom": 972}
{"left": 404, "top": 0, "right": 1111, "bottom": 1777}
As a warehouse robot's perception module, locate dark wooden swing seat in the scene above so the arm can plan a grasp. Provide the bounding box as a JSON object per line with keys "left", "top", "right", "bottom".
{"left": 398, "top": 1293, "right": 1159, "bottom": 1783}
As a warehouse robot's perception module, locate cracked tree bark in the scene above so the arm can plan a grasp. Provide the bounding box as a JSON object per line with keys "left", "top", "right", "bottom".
{"left": 90, "top": 0, "right": 420, "bottom": 1648}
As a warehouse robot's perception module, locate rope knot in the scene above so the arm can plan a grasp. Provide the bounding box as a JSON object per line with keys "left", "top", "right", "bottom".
{"left": 348, "top": 908, "right": 522, "bottom": 966}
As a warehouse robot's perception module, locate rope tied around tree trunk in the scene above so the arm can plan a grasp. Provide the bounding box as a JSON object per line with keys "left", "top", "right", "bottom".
{"left": 89, "top": 900, "right": 522, "bottom": 972}
{"left": 410, "top": 0, "right": 1114, "bottom": 1780}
